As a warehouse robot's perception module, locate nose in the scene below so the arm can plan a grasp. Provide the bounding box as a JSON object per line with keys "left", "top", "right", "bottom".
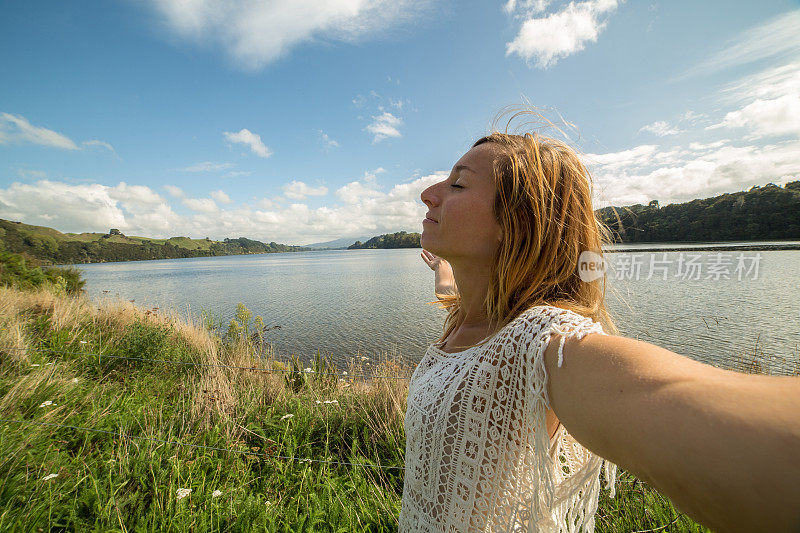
{"left": 420, "top": 183, "right": 439, "bottom": 207}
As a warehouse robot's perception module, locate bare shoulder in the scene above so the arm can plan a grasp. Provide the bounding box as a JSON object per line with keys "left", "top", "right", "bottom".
{"left": 542, "top": 332, "right": 722, "bottom": 395}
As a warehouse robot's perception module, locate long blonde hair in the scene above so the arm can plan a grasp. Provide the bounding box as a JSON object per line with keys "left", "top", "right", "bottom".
{"left": 436, "top": 127, "right": 619, "bottom": 345}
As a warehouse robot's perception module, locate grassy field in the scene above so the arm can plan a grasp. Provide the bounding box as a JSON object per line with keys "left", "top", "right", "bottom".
{"left": 0, "top": 286, "right": 724, "bottom": 531}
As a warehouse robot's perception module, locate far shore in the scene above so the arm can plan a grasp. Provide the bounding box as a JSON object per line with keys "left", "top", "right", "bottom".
{"left": 60, "top": 241, "right": 800, "bottom": 266}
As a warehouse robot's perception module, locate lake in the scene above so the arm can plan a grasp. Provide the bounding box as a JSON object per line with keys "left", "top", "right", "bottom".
{"left": 75, "top": 245, "right": 800, "bottom": 376}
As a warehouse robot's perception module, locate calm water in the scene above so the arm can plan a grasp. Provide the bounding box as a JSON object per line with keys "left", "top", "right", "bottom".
{"left": 75, "top": 246, "right": 800, "bottom": 376}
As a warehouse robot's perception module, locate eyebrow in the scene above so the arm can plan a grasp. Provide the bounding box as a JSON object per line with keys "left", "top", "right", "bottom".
{"left": 453, "top": 164, "right": 476, "bottom": 174}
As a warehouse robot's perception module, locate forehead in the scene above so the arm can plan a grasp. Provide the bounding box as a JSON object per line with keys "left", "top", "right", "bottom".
{"left": 454, "top": 142, "right": 502, "bottom": 178}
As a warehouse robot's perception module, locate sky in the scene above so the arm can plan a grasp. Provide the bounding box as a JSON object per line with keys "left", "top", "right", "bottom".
{"left": 1, "top": 0, "right": 799, "bottom": 245}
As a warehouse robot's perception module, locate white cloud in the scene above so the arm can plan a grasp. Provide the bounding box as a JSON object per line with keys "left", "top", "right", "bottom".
{"left": 505, "top": 0, "right": 623, "bottom": 68}
{"left": 210, "top": 190, "right": 233, "bottom": 204}
{"left": 165, "top": 185, "right": 185, "bottom": 198}
{"left": 82, "top": 139, "right": 117, "bottom": 155}
{"left": 586, "top": 139, "right": 800, "bottom": 208}
{"left": 0, "top": 170, "right": 450, "bottom": 245}
{"left": 0, "top": 112, "right": 80, "bottom": 150}
{"left": 708, "top": 94, "right": 800, "bottom": 139}
{"left": 148, "top": 0, "right": 435, "bottom": 70}
{"left": 182, "top": 197, "right": 219, "bottom": 213}
{"left": 223, "top": 128, "right": 272, "bottom": 158}
{"left": 319, "top": 130, "right": 339, "bottom": 148}
{"left": 681, "top": 9, "right": 800, "bottom": 79}
{"left": 584, "top": 144, "right": 658, "bottom": 171}
{"left": 282, "top": 180, "right": 328, "bottom": 200}
{"left": 718, "top": 61, "right": 800, "bottom": 107}
{"left": 366, "top": 112, "right": 403, "bottom": 142}
{"left": 336, "top": 180, "right": 382, "bottom": 204}
{"left": 181, "top": 161, "right": 235, "bottom": 172}
{"left": 504, "top": 0, "right": 552, "bottom": 15}
{"left": 0, "top": 180, "right": 179, "bottom": 235}
{"left": 639, "top": 120, "right": 682, "bottom": 137}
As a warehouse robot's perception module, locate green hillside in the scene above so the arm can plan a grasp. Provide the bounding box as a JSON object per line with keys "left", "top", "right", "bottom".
{"left": 0, "top": 219, "right": 308, "bottom": 265}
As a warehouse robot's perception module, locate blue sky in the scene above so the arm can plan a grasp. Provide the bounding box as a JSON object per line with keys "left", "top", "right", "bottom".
{"left": 1, "top": 0, "right": 799, "bottom": 245}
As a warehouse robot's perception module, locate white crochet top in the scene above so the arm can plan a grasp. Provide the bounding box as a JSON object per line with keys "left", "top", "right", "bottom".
{"left": 399, "top": 304, "right": 617, "bottom": 532}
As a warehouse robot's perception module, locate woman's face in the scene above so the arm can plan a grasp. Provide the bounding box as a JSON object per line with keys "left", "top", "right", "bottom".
{"left": 420, "top": 142, "right": 503, "bottom": 264}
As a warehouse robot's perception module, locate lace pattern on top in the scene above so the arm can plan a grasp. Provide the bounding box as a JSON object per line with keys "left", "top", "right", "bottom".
{"left": 399, "top": 304, "right": 617, "bottom": 532}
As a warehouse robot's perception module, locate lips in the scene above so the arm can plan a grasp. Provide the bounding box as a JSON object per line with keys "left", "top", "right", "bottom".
{"left": 424, "top": 213, "right": 439, "bottom": 223}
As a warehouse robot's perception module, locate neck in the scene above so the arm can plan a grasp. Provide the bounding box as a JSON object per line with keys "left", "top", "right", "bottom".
{"left": 449, "top": 257, "right": 494, "bottom": 330}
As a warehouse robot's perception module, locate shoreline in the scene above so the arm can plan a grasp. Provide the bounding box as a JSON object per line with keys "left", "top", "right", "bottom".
{"left": 605, "top": 243, "right": 800, "bottom": 253}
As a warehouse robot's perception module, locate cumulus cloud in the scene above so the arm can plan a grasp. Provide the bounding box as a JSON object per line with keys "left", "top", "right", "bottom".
{"left": 708, "top": 94, "right": 800, "bottom": 139}
{"left": 0, "top": 112, "right": 80, "bottom": 150}
{"left": 223, "top": 128, "right": 272, "bottom": 158}
{"left": 164, "top": 185, "right": 185, "bottom": 198}
{"left": 182, "top": 197, "right": 219, "bottom": 213}
{"left": 282, "top": 180, "right": 328, "bottom": 200}
{"left": 148, "top": 0, "right": 435, "bottom": 70}
{"left": 181, "top": 161, "right": 234, "bottom": 172}
{"left": 505, "top": 0, "right": 623, "bottom": 68}
{"left": 0, "top": 180, "right": 179, "bottom": 235}
{"left": 639, "top": 120, "right": 682, "bottom": 137}
{"left": 210, "top": 190, "right": 233, "bottom": 204}
{"left": 585, "top": 139, "right": 800, "bottom": 208}
{"left": 0, "top": 170, "right": 449, "bottom": 245}
{"left": 366, "top": 112, "right": 403, "bottom": 142}
{"left": 706, "top": 61, "right": 800, "bottom": 139}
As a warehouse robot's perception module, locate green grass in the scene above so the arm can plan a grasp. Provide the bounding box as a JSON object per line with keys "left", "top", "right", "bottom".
{"left": 0, "top": 287, "right": 713, "bottom": 532}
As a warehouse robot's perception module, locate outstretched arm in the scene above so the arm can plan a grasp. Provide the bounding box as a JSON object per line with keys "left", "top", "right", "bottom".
{"left": 543, "top": 333, "right": 800, "bottom": 533}
{"left": 420, "top": 249, "right": 456, "bottom": 296}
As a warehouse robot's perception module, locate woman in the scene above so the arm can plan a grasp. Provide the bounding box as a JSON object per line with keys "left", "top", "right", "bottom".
{"left": 398, "top": 130, "right": 800, "bottom": 532}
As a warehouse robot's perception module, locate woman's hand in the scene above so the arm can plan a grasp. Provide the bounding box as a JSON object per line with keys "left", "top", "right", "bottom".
{"left": 421, "top": 249, "right": 456, "bottom": 296}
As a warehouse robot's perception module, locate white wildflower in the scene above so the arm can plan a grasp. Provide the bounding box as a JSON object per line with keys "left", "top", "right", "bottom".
{"left": 360, "top": 356, "right": 368, "bottom": 361}
{"left": 323, "top": 400, "right": 339, "bottom": 405}
{"left": 79, "top": 341, "right": 88, "bottom": 344}
{"left": 42, "top": 473, "right": 58, "bottom": 481}
{"left": 342, "top": 371, "right": 348, "bottom": 375}
{"left": 72, "top": 378, "right": 79, "bottom": 383}
{"left": 280, "top": 413, "right": 294, "bottom": 420}
{"left": 176, "top": 488, "right": 191, "bottom": 500}
{"left": 315, "top": 400, "right": 321, "bottom": 404}
{"left": 212, "top": 490, "right": 222, "bottom": 498}
{"left": 304, "top": 367, "right": 312, "bottom": 373}
{"left": 31, "top": 364, "right": 40, "bottom": 367}
{"left": 39, "top": 400, "right": 55, "bottom": 407}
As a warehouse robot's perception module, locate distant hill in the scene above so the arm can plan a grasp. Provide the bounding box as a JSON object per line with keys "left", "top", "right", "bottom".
{"left": 0, "top": 219, "right": 308, "bottom": 265}
{"left": 305, "top": 236, "right": 372, "bottom": 250}
{"left": 350, "top": 180, "right": 800, "bottom": 249}
{"left": 348, "top": 231, "right": 420, "bottom": 249}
